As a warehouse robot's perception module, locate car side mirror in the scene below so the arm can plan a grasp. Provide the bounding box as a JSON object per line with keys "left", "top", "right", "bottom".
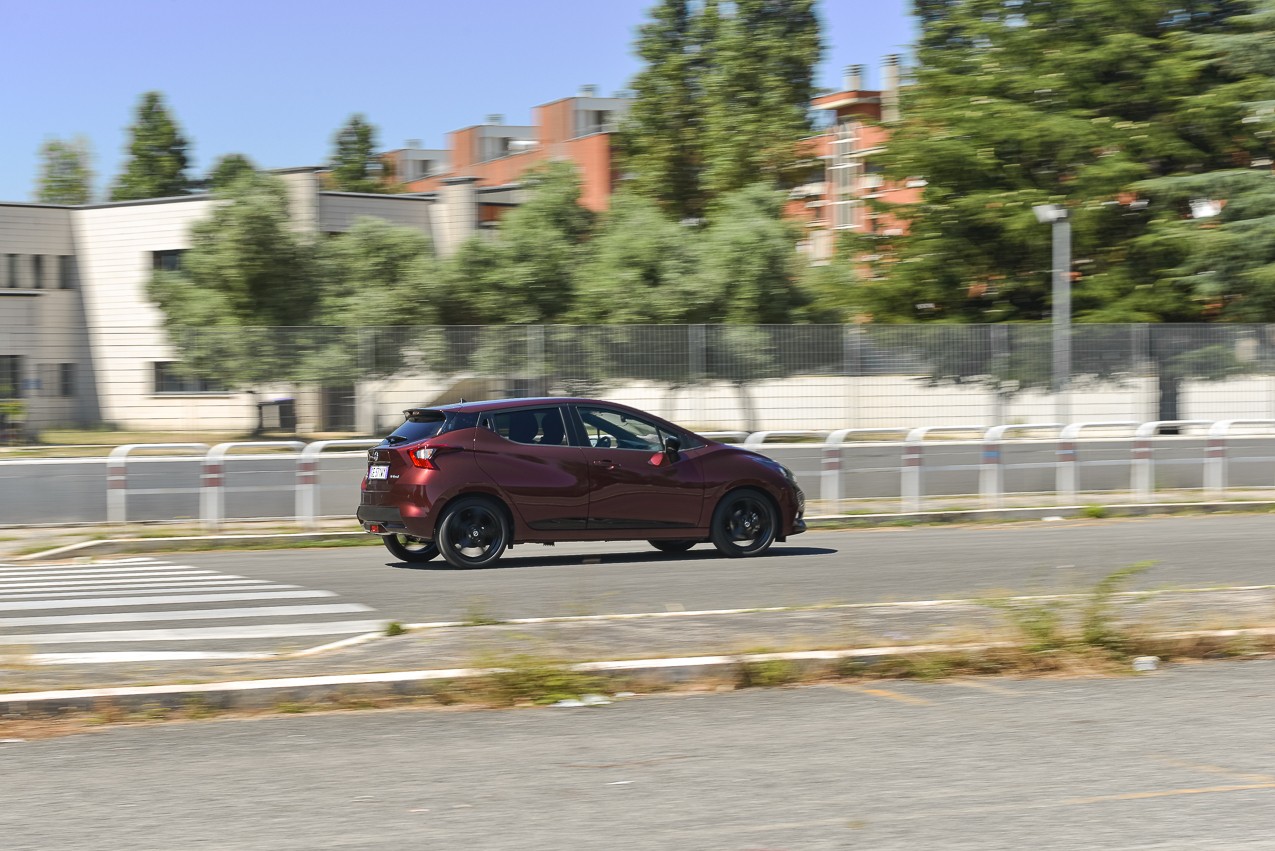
{"left": 664, "top": 435, "right": 682, "bottom": 458}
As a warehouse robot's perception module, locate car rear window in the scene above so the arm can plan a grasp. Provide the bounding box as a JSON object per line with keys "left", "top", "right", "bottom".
{"left": 384, "top": 409, "right": 475, "bottom": 445}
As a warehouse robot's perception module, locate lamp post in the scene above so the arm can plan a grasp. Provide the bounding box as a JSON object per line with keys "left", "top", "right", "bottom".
{"left": 1033, "top": 204, "right": 1071, "bottom": 424}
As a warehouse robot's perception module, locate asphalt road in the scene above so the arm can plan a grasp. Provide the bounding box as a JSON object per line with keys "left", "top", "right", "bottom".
{"left": 5, "top": 660, "right": 1274, "bottom": 850}
{"left": 8, "top": 514, "right": 1275, "bottom": 662}
{"left": 177, "top": 514, "right": 1275, "bottom": 623}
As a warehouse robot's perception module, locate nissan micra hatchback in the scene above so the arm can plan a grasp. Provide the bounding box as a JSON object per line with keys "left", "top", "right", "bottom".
{"left": 357, "top": 397, "right": 805, "bottom": 568}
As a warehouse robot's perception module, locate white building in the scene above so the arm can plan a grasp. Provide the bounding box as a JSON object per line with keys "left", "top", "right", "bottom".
{"left": 0, "top": 169, "right": 482, "bottom": 435}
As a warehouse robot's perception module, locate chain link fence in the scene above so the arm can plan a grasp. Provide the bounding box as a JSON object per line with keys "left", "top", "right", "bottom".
{"left": 6, "top": 324, "right": 1275, "bottom": 434}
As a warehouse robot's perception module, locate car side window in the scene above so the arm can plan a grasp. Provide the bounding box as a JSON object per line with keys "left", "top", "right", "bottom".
{"left": 578, "top": 407, "right": 664, "bottom": 452}
{"left": 480, "top": 407, "right": 568, "bottom": 446}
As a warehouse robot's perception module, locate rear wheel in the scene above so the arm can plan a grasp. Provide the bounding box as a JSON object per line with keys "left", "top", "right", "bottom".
{"left": 436, "top": 497, "right": 510, "bottom": 569}
{"left": 710, "top": 488, "right": 777, "bottom": 558}
{"left": 649, "top": 539, "right": 697, "bottom": 553}
{"left": 383, "top": 534, "right": 438, "bottom": 563}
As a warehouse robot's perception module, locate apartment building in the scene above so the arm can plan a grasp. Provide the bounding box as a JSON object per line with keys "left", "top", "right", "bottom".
{"left": 0, "top": 169, "right": 484, "bottom": 435}
{"left": 388, "top": 85, "right": 631, "bottom": 214}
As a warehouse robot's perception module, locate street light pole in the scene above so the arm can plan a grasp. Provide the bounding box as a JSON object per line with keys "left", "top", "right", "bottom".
{"left": 1034, "top": 204, "right": 1071, "bottom": 424}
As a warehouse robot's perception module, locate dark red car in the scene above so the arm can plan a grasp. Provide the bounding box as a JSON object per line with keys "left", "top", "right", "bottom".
{"left": 357, "top": 397, "right": 805, "bottom": 568}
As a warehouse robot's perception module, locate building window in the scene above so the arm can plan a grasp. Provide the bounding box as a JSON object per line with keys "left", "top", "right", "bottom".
{"left": 59, "top": 363, "right": 75, "bottom": 397}
{"left": 153, "top": 362, "right": 228, "bottom": 394}
{"left": 0, "top": 356, "right": 22, "bottom": 398}
{"left": 31, "top": 255, "right": 43, "bottom": 289}
{"left": 4, "top": 254, "right": 15, "bottom": 288}
{"left": 58, "top": 255, "right": 75, "bottom": 289}
{"left": 152, "top": 250, "right": 186, "bottom": 272}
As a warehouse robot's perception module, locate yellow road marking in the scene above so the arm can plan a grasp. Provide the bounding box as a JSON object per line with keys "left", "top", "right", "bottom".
{"left": 945, "top": 678, "right": 1022, "bottom": 696}
{"left": 1148, "top": 755, "right": 1275, "bottom": 783}
{"left": 1067, "top": 782, "right": 1275, "bottom": 805}
{"left": 843, "top": 685, "right": 932, "bottom": 706}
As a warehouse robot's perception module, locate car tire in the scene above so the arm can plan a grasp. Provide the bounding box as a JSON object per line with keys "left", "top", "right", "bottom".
{"left": 435, "top": 496, "right": 510, "bottom": 569}
{"left": 649, "top": 539, "right": 697, "bottom": 553}
{"left": 709, "top": 488, "right": 777, "bottom": 558}
{"left": 383, "top": 534, "right": 439, "bottom": 563}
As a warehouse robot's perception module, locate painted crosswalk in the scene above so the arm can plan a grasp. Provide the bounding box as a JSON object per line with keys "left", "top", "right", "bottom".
{"left": 0, "top": 557, "right": 386, "bottom": 664}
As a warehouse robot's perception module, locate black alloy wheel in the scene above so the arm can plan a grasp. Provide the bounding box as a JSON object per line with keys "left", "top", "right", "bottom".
{"left": 709, "top": 488, "right": 777, "bottom": 557}
{"left": 382, "top": 534, "right": 439, "bottom": 563}
{"left": 436, "top": 497, "right": 510, "bottom": 568}
{"left": 649, "top": 539, "right": 697, "bottom": 553}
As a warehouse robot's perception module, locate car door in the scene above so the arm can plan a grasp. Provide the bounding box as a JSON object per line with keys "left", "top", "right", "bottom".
{"left": 473, "top": 405, "right": 590, "bottom": 531}
{"left": 571, "top": 404, "right": 705, "bottom": 531}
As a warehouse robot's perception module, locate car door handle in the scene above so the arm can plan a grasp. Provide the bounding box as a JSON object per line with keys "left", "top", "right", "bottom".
{"left": 591, "top": 459, "right": 617, "bottom": 469}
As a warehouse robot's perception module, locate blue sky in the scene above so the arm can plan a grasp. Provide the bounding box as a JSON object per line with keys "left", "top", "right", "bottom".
{"left": 0, "top": 0, "right": 915, "bottom": 202}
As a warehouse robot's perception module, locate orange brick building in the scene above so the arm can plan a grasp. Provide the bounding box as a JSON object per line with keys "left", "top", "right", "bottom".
{"left": 388, "top": 60, "right": 915, "bottom": 258}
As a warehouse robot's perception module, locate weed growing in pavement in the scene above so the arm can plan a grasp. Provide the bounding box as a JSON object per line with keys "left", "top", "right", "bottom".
{"left": 469, "top": 652, "right": 606, "bottom": 706}
{"left": 461, "top": 600, "right": 505, "bottom": 627}
{"left": 1081, "top": 504, "right": 1108, "bottom": 519}
{"left": 384, "top": 621, "right": 406, "bottom": 637}
{"left": 1080, "top": 561, "right": 1154, "bottom": 653}
{"left": 737, "top": 657, "right": 800, "bottom": 688}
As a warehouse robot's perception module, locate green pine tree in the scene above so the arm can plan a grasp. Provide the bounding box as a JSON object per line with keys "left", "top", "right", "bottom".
{"left": 110, "top": 92, "right": 192, "bottom": 201}
{"left": 621, "top": 0, "right": 822, "bottom": 218}
{"left": 35, "top": 136, "right": 94, "bottom": 205}
{"left": 207, "top": 153, "right": 257, "bottom": 191}
{"left": 328, "top": 114, "right": 388, "bottom": 193}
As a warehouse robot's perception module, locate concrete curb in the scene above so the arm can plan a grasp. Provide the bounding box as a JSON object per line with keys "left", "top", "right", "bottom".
{"left": 9, "top": 501, "right": 1275, "bottom": 562}
{"left": 5, "top": 628, "right": 1274, "bottom": 717}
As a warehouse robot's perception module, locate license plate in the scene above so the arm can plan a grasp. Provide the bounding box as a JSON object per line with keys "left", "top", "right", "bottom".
{"left": 367, "top": 464, "right": 389, "bottom": 480}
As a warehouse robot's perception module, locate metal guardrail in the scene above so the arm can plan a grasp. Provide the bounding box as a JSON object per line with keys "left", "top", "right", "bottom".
{"left": 901, "top": 426, "right": 991, "bottom": 512}
{"left": 201, "top": 441, "right": 305, "bottom": 531}
{"left": 106, "top": 443, "right": 210, "bottom": 524}
{"left": 296, "top": 439, "right": 381, "bottom": 530}
{"left": 71, "top": 422, "right": 1275, "bottom": 529}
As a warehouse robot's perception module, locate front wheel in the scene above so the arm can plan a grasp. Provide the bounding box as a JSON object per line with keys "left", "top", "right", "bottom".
{"left": 710, "top": 488, "right": 777, "bottom": 558}
{"left": 383, "top": 534, "right": 439, "bottom": 563}
{"left": 436, "top": 497, "right": 510, "bottom": 569}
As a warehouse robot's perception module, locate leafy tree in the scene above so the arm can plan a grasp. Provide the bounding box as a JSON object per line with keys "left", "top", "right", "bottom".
{"left": 147, "top": 174, "right": 314, "bottom": 431}
{"left": 867, "top": 0, "right": 1252, "bottom": 325}
{"left": 490, "top": 161, "right": 594, "bottom": 323}
{"left": 570, "top": 191, "right": 701, "bottom": 323}
{"left": 110, "top": 91, "right": 193, "bottom": 201}
{"left": 622, "top": 0, "right": 704, "bottom": 221}
{"left": 697, "top": 0, "right": 822, "bottom": 201}
{"left": 693, "top": 184, "right": 809, "bottom": 324}
{"left": 622, "top": 0, "right": 822, "bottom": 218}
{"left": 206, "top": 153, "right": 257, "bottom": 191}
{"left": 35, "top": 136, "right": 93, "bottom": 204}
{"left": 864, "top": 0, "right": 1263, "bottom": 422}
{"left": 328, "top": 114, "right": 388, "bottom": 193}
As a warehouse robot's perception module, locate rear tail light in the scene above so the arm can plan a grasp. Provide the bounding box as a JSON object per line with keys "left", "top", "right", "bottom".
{"left": 408, "top": 444, "right": 458, "bottom": 469}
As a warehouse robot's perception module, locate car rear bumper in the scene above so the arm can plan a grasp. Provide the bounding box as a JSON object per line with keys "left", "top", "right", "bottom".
{"left": 356, "top": 505, "right": 408, "bottom": 534}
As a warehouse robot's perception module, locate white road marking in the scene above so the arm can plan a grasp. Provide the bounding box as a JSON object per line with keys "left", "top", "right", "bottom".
{"left": 0, "top": 590, "right": 337, "bottom": 612}
{"left": 0, "top": 581, "right": 287, "bottom": 600}
{"left": 23, "top": 651, "right": 278, "bottom": 665}
{"left": 0, "top": 620, "right": 387, "bottom": 644}
{"left": 0, "top": 563, "right": 198, "bottom": 577}
{"left": 0, "top": 575, "right": 255, "bottom": 592}
{"left": 0, "top": 570, "right": 224, "bottom": 585}
{"left": 0, "top": 603, "right": 372, "bottom": 628}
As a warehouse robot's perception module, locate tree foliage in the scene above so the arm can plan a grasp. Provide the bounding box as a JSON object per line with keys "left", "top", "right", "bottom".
{"left": 147, "top": 174, "right": 314, "bottom": 389}
{"left": 328, "top": 114, "right": 388, "bottom": 193}
{"left": 111, "top": 91, "right": 193, "bottom": 201}
{"left": 867, "top": 0, "right": 1259, "bottom": 325}
{"left": 207, "top": 153, "right": 257, "bottom": 191}
{"left": 621, "top": 0, "right": 822, "bottom": 219}
{"left": 35, "top": 136, "right": 93, "bottom": 205}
